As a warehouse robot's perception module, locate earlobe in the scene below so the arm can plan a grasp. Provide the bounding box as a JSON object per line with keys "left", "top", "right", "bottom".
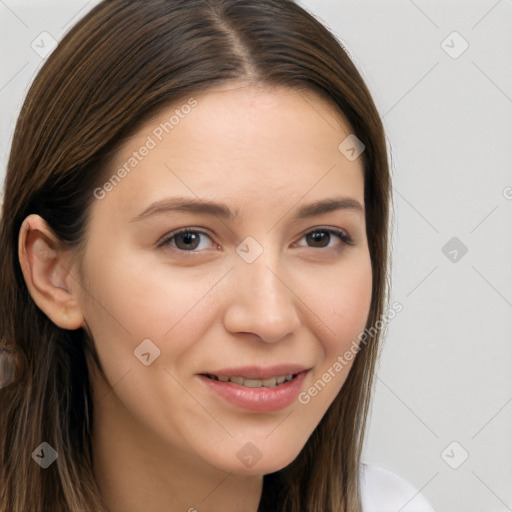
{"left": 18, "top": 214, "right": 85, "bottom": 330}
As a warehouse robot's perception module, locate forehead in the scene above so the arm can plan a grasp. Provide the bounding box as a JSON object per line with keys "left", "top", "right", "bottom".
{"left": 93, "top": 84, "right": 365, "bottom": 221}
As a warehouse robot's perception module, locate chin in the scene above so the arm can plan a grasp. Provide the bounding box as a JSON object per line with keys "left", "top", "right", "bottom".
{"left": 207, "top": 437, "right": 306, "bottom": 476}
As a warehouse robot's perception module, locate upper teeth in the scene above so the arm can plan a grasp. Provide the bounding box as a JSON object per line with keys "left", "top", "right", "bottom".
{"left": 208, "top": 374, "right": 294, "bottom": 388}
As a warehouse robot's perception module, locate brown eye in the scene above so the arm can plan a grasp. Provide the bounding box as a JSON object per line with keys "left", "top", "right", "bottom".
{"left": 158, "top": 229, "right": 214, "bottom": 252}
{"left": 306, "top": 230, "right": 331, "bottom": 248}
{"left": 298, "top": 228, "right": 352, "bottom": 249}
{"left": 174, "top": 232, "right": 201, "bottom": 250}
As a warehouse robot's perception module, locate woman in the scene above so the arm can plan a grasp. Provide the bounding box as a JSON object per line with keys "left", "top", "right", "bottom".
{"left": 0, "top": 0, "right": 434, "bottom": 510}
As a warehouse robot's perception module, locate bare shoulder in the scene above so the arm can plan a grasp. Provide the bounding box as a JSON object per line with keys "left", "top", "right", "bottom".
{"left": 360, "top": 464, "right": 436, "bottom": 512}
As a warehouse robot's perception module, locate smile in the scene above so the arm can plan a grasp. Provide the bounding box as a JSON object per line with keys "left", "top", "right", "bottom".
{"left": 204, "top": 373, "right": 295, "bottom": 388}
{"left": 199, "top": 370, "right": 308, "bottom": 412}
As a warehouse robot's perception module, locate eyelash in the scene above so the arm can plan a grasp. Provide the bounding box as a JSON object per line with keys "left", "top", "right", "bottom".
{"left": 157, "top": 227, "right": 353, "bottom": 253}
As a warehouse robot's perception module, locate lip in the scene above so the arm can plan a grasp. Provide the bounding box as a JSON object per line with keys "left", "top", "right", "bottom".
{"left": 198, "top": 367, "right": 309, "bottom": 412}
{"left": 204, "top": 364, "right": 309, "bottom": 380}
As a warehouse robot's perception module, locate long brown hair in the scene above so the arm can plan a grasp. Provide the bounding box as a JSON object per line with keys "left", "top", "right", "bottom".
{"left": 0, "top": 1, "right": 390, "bottom": 510}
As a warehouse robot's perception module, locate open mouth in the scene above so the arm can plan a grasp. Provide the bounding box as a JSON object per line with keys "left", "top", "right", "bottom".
{"left": 202, "top": 373, "right": 299, "bottom": 388}
{"left": 199, "top": 369, "right": 308, "bottom": 411}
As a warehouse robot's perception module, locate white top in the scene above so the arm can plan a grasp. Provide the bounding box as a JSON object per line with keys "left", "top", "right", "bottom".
{"left": 360, "top": 464, "right": 435, "bottom": 512}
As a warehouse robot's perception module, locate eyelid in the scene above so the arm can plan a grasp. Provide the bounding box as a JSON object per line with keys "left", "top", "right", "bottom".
{"left": 295, "top": 226, "right": 353, "bottom": 247}
{"left": 156, "top": 227, "right": 216, "bottom": 250}
{"left": 157, "top": 225, "right": 354, "bottom": 254}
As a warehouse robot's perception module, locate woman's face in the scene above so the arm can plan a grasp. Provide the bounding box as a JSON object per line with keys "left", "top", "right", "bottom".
{"left": 77, "top": 83, "right": 372, "bottom": 475}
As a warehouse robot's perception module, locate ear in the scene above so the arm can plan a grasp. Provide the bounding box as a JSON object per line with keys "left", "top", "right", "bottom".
{"left": 18, "top": 214, "right": 85, "bottom": 330}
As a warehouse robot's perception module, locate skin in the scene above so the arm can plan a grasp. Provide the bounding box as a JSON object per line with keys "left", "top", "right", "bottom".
{"left": 18, "top": 82, "right": 372, "bottom": 512}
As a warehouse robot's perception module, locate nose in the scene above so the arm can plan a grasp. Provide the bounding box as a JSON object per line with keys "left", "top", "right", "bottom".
{"left": 222, "top": 253, "right": 301, "bottom": 344}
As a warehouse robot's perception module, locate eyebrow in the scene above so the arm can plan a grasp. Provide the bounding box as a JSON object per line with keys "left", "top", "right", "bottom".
{"left": 130, "top": 195, "right": 364, "bottom": 223}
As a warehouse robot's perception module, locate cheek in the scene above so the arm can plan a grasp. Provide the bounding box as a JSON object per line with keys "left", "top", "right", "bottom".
{"left": 307, "top": 255, "right": 373, "bottom": 395}
{"left": 318, "top": 256, "right": 373, "bottom": 349}
{"left": 289, "top": 256, "right": 373, "bottom": 445}
{"left": 77, "top": 249, "right": 225, "bottom": 373}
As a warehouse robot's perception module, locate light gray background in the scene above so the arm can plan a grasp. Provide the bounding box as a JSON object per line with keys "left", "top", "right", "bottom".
{"left": 1, "top": 1, "right": 511, "bottom": 511}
